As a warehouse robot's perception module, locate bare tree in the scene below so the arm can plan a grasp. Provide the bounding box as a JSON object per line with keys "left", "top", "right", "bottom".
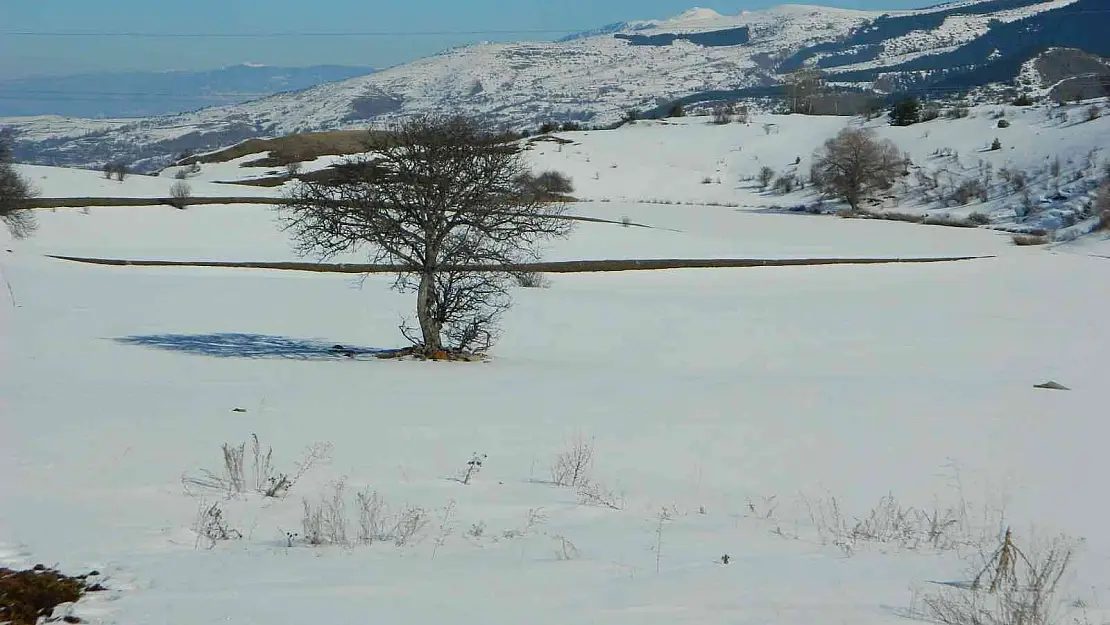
{"left": 279, "top": 115, "right": 573, "bottom": 354}
{"left": 169, "top": 180, "right": 192, "bottom": 209}
{"left": 711, "top": 104, "right": 733, "bottom": 125}
{"left": 1097, "top": 183, "right": 1109, "bottom": 230}
{"left": 784, "top": 68, "right": 823, "bottom": 114}
{"left": 811, "top": 127, "right": 903, "bottom": 212}
{"left": 1, "top": 132, "right": 37, "bottom": 239}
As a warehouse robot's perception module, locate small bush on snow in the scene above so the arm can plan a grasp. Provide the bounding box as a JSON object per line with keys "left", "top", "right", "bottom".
{"left": 710, "top": 105, "right": 733, "bottom": 125}
{"left": 799, "top": 492, "right": 988, "bottom": 556}
{"left": 1000, "top": 168, "right": 1028, "bottom": 191}
{"left": 549, "top": 435, "right": 623, "bottom": 510}
{"left": 455, "top": 453, "right": 487, "bottom": 485}
{"left": 758, "top": 166, "right": 775, "bottom": 189}
{"left": 193, "top": 501, "right": 241, "bottom": 549}
{"left": 550, "top": 434, "right": 593, "bottom": 487}
{"left": 946, "top": 106, "right": 970, "bottom": 119}
{"left": 1086, "top": 104, "right": 1102, "bottom": 122}
{"left": 513, "top": 271, "right": 550, "bottom": 289}
{"left": 949, "top": 179, "right": 989, "bottom": 205}
{"left": 182, "top": 434, "right": 332, "bottom": 499}
{"left": 302, "top": 480, "right": 429, "bottom": 548}
{"left": 773, "top": 174, "right": 796, "bottom": 194}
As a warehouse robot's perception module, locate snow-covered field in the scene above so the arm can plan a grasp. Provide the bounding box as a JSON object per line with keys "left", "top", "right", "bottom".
{"left": 158, "top": 101, "right": 1110, "bottom": 236}
{"left": 3, "top": 111, "right": 1110, "bottom": 624}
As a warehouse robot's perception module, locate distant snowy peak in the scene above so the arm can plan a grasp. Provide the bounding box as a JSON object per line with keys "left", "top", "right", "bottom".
{"left": 622, "top": 3, "right": 877, "bottom": 35}
{"left": 669, "top": 7, "right": 726, "bottom": 23}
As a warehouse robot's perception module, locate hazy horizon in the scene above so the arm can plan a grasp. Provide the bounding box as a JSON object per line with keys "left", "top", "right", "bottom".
{"left": 1, "top": 0, "right": 936, "bottom": 80}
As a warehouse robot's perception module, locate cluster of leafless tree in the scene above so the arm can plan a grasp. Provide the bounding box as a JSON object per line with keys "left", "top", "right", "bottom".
{"left": 0, "top": 131, "right": 37, "bottom": 239}
{"left": 279, "top": 116, "right": 573, "bottom": 355}
{"left": 102, "top": 161, "right": 130, "bottom": 182}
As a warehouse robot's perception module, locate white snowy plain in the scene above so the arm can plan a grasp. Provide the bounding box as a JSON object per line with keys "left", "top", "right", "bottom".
{"left": 2, "top": 111, "right": 1110, "bottom": 625}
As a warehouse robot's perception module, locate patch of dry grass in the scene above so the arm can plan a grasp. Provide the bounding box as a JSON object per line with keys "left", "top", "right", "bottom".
{"left": 181, "top": 130, "right": 376, "bottom": 167}
{"left": 1012, "top": 233, "right": 1051, "bottom": 246}
{"left": 0, "top": 565, "right": 104, "bottom": 625}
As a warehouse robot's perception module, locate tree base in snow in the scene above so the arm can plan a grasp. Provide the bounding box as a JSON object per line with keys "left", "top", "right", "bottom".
{"left": 374, "top": 346, "right": 488, "bottom": 362}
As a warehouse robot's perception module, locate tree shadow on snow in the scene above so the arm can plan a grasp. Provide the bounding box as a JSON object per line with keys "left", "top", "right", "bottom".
{"left": 114, "top": 333, "right": 393, "bottom": 361}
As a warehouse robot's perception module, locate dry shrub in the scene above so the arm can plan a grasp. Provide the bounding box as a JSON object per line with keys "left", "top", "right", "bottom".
{"left": 1000, "top": 168, "right": 1028, "bottom": 191}
{"left": 758, "top": 166, "right": 775, "bottom": 189}
{"left": 920, "top": 531, "right": 1077, "bottom": 625}
{"left": 803, "top": 493, "right": 970, "bottom": 555}
{"left": 946, "top": 106, "right": 971, "bottom": 119}
{"left": 303, "top": 480, "right": 429, "bottom": 547}
{"left": 193, "top": 500, "right": 242, "bottom": 549}
{"left": 183, "top": 434, "right": 332, "bottom": 499}
{"left": 303, "top": 481, "right": 349, "bottom": 546}
{"left": 550, "top": 434, "right": 594, "bottom": 487}
{"left": 512, "top": 271, "right": 550, "bottom": 289}
{"left": 549, "top": 435, "right": 623, "bottom": 509}
{"left": 950, "top": 179, "right": 990, "bottom": 205}
{"left": 773, "top": 174, "right": 796, "bottom": 194}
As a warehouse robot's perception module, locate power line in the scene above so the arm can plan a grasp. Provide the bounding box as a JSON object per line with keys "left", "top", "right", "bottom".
{"left": 5, "top": 8, "right": 1110, "bottom": 38}
{"left": 0, "top": 28, "right": 580, "bottom": 38}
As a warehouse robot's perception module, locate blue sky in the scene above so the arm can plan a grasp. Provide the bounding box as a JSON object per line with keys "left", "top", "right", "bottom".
{"left": 0, "top": 0, "right": 934, "bottom": 79}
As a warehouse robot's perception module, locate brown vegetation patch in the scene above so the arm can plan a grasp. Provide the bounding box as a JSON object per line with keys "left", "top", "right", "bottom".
{"left": 0, "top": 565, "right": 105, "bottom": 625}
{"left": 374, "top": 346, "right": 488, "bottom": 362}
{"left": 1011, "top": 233, "right": 1051, "bottom": 246}
{"left": 180, "top": 131, "right": 376, "bottom": 167}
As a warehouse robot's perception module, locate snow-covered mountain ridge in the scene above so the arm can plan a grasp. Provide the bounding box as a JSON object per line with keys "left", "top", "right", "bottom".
{"left": 3, "top": 0, "right": 1105, "bottom": 172}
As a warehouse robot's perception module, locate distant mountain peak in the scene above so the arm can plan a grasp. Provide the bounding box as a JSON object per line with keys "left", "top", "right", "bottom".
{"left": 673, "top": 7, "right": 726, "bottom": 21}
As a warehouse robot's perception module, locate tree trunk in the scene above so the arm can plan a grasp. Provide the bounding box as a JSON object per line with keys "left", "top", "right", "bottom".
{"left": 416, "top": 272, "right": 442, "bottom": 351}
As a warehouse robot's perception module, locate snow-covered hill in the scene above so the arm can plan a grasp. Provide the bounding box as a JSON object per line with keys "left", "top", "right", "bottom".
{"left": 2, "top": 0, "right": 1105, "bottom": 172}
